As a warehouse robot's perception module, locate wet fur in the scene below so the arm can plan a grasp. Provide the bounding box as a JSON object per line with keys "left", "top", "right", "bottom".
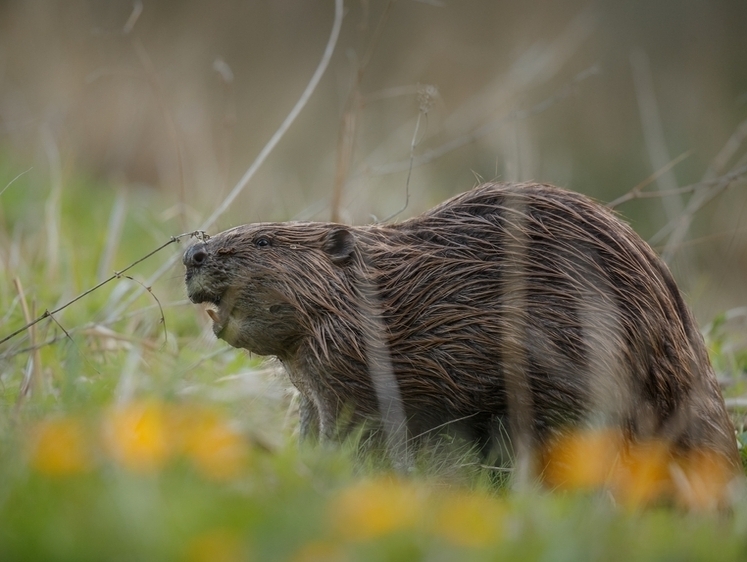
{"left": 184, "top": 182, "right": 739, "bottom": 469}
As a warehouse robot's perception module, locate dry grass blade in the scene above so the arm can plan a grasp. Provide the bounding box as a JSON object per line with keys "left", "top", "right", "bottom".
{"left": 97, "top": 188, "right": 128, "bottom": 282}
{"left": 630, "top": 48, "right": 684, "bottom": 221}
{"left": 13, "top": 278, "right": 43, "bottom": 402}
{"left": 0, "top": 166, "right": 33, "bottom": 198}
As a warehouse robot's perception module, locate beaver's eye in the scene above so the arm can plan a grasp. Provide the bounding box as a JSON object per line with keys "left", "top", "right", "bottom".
{"left": 255, "top": 237, "right": 270, "bottom": 248}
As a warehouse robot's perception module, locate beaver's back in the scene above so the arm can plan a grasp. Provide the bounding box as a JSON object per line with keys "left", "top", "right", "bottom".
{"left": 343, "top": 183, "right": 737, "bottom": 465}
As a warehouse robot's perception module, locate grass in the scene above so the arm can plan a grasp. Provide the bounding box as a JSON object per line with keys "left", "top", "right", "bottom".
{"left": 2, "top": 161, "right": 747, "bottom": 561}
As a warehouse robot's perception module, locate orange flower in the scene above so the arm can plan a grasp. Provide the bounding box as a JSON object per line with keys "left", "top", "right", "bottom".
{"left": 611, "top": 440, "right": 673, "bottom": 508}
{"left": 103, "top": 400, "right": 171, "bottom": 472}
{"left": 329, "top": 478, "right": 421, "bottom": 541}
{"left": 432, "top": 491, "right": 505, "bottom": 548}
{"left": 543, "top": 429, "right": 623, "bottom": 490}
{"left": 29, "top": 416, "right": 92, "bottom": 476}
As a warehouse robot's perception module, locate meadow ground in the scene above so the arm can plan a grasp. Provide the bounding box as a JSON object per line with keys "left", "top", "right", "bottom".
{"left": 1, "top": 165, "right": 747, "bottom": 562}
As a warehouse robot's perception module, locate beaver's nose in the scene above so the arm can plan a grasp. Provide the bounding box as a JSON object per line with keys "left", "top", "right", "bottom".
{"left": 183, "top": 242, "right": 208, "bottom": 268}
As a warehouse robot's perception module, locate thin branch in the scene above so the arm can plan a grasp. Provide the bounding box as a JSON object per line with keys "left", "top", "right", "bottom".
{"left": 607, "top": 150, "right": 693, "bottom": 209}
{"left": 658, "top": 120, "right": 747, "bottom": 260}
{"left": 381, "top": 109, "right": 425, "bottom": 222}
{"left": 116, "top": 273, "right": 168, "bottom": 347}
{"left": 0, "top": 300, "right": 192, "bottom": 361}
{"left": 648, "top": 163, "right": 747, "bottom": 249}
{"left": 0, "top": 231, "right": 201, "bottom": 347}
{"left": 611, "top": 163, "right": 747, "bottom": 212}
{"left": 358, "top": 0, "right": 396, "bottom": 78}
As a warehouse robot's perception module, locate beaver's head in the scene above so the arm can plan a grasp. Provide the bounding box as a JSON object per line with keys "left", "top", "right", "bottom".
{"left": 183, "top": 223, "right": 357, "bottom": 358}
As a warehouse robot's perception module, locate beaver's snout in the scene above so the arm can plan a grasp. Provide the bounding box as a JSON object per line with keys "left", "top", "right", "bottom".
{"left": 183, "top": 242, "right": 208, "bottom": 268}
{"left": 183, "top": 241, "right": 223, "bottom": 306}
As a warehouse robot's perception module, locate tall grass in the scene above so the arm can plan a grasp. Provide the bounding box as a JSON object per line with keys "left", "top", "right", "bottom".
{"left": 1, "top": 157, "right": 747, "bottom": 560}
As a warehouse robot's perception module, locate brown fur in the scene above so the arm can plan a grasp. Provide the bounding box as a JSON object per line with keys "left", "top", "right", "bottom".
{"left": 184, "top": 182, "right": 739, "bottom": 470}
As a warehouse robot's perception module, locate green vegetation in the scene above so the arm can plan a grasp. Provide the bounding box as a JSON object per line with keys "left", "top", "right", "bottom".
{"left": 2, "top": 165, "right": 747, "bottom": 562}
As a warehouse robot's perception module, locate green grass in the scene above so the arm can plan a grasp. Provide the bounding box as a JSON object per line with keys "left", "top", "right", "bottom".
{"left": 1, "top": 162, "right": 747, "bottom": 561}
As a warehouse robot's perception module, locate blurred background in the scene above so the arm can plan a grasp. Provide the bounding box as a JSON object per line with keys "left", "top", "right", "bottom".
{"left": 0, "top": 0, "right": 746, "bottom": 320}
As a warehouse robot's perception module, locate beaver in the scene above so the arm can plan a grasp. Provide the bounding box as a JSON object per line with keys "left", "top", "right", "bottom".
{"left": 183, "top": 182, "right": 739, "bottom": 473}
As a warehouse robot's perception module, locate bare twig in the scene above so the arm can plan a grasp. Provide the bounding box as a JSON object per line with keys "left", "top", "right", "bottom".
{"left": 381, "top": 85, "right": 438, "bottom": 222}
{"left": 612, "top": 163, "right": 747, "bottom": 213}
{"left": 648, "top": 163, "right": 747, "bottom": 250}
{"left": 331, "top": 90, "right": 361, "bottom": 223}
{"left": 0, "top": 231, "right": 202, "bottom": 347}
{"left": 116, "top": 273, "right": 168, "bottom": 347}
{"left": 607, "top": 150, "right": 693, "bottom": 209}
{"left": 0, "top": 300, "right": 192, "bottom": 361}
{"left": 363, "top": 84, "right": 421, "bottom": 106}
{"left": 122, "top": 0, "right": 184, "bottom": 229}
{"left": 656, "top": 120, "right": 747, "bottom": 260}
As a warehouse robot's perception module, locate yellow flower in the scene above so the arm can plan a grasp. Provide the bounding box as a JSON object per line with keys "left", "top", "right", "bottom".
{"left": 611, "top": 440, "right": 673, "bottom": 508}
{"left": 182, "top": 409, "right": 248, "bottom": 481}
{"left": 329, "top": 478, "right": 421, "bottom": 541}
{"left": 432, "top": 491, "right": 505, "bottom": 548}
{"left": 103, "top": 400, "right": 170, "bottom": 472}
{"left": 184, "top": 528, "right": 246, "bottom": 562}
{"left": 29, "top": 416, "right": 92, "bottom": 476}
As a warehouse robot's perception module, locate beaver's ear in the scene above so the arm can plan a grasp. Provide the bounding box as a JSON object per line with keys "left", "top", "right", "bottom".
{"left": 322, "top": 228, "right": 356, "bottom": 265}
